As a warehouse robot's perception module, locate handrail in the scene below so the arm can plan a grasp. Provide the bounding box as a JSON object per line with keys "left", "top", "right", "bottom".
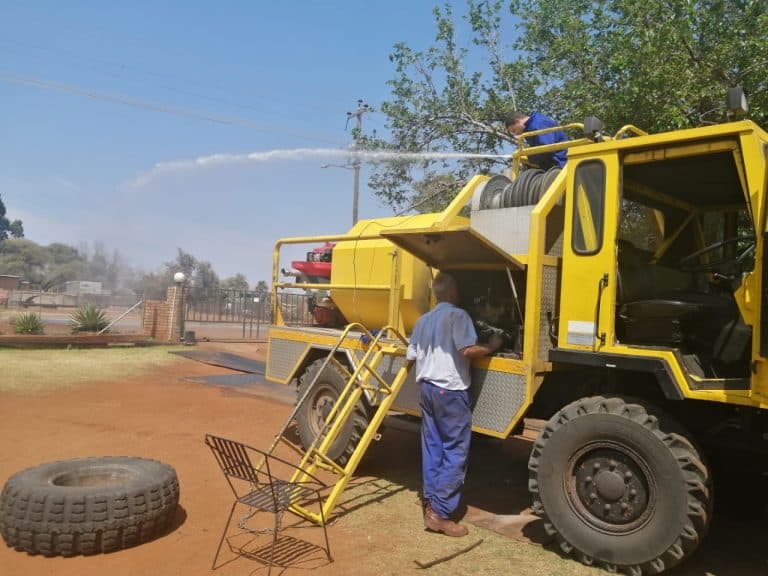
{"left": 511, "top": 122, "right": 590, "bottom": 177}
{"left": 614, "top": 124, "right": 648, "bottom": 139}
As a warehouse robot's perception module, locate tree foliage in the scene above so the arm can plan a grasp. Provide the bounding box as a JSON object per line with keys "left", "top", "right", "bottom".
{"left": 0, "top": 195, "right": 24, "bottom": 241}
{"left": 220, "top": 273, "right": 250, "bottom": 291}
{"left": 0, "top": 238, "right": 260, "bottom": 301}
{"left": 369, "top": 0, "right": 768, "bottom": 212}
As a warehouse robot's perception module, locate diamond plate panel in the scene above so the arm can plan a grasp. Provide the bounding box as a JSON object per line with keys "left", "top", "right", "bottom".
{"left": 267, "top": 338, "right": 310, "bottom": 382}
{"left": 471, "top": 368, "right": 526, "bottom": 432}
{"left": 539, "top": 266, "right": 559, "bottom": 360}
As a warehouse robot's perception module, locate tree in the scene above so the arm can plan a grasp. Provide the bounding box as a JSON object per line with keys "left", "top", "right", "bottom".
{"left": 369, "top": 0, "right": 768, "bottom": 212}
{"left": 44, "top": 243, "right": 87, "bottom": 289}
{"left": 165, "top": 248, "right": 197, "bottom": 280}
{"left": 220, "top": 273, "right": 249, "bottom": 291}
{"left": 193, "top": 260, "right": 219, "bottom": 295}
{"left": 509, "top": 0, "right": 768, "bottom": 132}
{"left": 363, "top": 1, "right": 526, "bottom": 211}
{"left": 0, "top": 195, "right": 24, "bottom": 241}
{"left": 0, "top": 239, "right": 48, "bottom": 284}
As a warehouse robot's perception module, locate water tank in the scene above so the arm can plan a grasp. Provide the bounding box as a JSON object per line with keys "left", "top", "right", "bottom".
{"left": 330, "top": 215, "right": 439, "bottom": 333}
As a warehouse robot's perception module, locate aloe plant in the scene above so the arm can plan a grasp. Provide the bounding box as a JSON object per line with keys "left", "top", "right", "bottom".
{"left": 12, "top": 312, "right": 44, "bottom": 335}
{"left": 70, "top": 303, "right": 109, "bottom": 333}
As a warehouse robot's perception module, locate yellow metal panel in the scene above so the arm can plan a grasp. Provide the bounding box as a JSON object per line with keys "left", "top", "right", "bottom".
{"left": 568, "top": 120, "right": 762, "bottom": 161}
{"left": 381, "top": 224, "right": 525, "bottom": 271}
{"left": 604, "top": 344, "right": 767, "bottom": 408}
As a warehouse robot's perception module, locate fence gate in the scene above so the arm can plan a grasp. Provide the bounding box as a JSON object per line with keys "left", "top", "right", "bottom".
{"left": 183, "top": 287, "right": 269, "bottom": 341}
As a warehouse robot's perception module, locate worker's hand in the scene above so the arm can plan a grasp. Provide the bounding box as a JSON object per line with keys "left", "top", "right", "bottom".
{"left": 488, "top": 333, "right": 504, "bottom": 352}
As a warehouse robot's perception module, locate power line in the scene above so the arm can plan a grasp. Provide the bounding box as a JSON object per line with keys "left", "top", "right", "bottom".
{"left": 0, "top": 39, "right": 348, "bottom": 118}
{"left": 0, "top": 73, "right": 343, "bottom": 146}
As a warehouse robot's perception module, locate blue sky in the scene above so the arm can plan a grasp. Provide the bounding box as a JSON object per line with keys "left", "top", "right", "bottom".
{"left": 0, "top": 1, "right": 514, "bottom": 286}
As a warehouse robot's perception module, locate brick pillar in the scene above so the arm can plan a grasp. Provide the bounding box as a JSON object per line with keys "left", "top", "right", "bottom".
{"left": 166, "top": 286, "right": 183, "bottom": 343}
{"left": 142, "top": 301, "right": 162, "bottom": 338}
{"left": 141, "top": 285, "right": 184, "bottom": 342}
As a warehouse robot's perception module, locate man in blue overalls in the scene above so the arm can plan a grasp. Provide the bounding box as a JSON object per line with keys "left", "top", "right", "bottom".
{"left": 505, "top": 111, "right": 568, "bottom": 170}
{"left": 406, "top": 273, "right": 502, "bottom": 537}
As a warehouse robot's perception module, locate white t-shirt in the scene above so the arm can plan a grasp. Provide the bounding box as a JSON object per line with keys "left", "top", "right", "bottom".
{"left": 406, "top": 302, "right": 478, "bottom": 391}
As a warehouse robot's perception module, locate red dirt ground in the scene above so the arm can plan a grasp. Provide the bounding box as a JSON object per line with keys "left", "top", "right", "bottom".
{"left": 0, "top": 347, "right": 357, "bottom": 576}
{"left": 2, "top": 343, "right": 768, "bottom": 576}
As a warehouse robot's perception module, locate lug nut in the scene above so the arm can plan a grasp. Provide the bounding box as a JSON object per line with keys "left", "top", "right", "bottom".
{"left": 585, "top": 476, "right": 593, "bottom": 484}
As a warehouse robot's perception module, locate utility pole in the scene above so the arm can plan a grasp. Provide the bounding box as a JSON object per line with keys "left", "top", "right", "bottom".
{"left": 346, "top": 99, "right": 370, "bottom": 226}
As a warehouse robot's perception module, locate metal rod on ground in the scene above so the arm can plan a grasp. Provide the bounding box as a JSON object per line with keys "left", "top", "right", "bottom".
{"left": 98, "top": 299, "right": 144, "bottom": 335}
{"left": 413, "top": 539, "right": 484, "bottom": 569}
{"left": 241, "top": 290, "right": 246, "bottom": 339}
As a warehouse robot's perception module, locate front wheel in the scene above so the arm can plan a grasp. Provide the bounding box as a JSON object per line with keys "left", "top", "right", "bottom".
{"left": 528, "top": 396, "right": 711, "bottom": 575}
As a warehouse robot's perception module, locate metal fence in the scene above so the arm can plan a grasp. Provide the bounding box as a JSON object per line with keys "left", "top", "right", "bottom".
{"left": 3, "top": 289, "right": 139, "bottom": 309}
{"left": 183, "top": 287, "right": 271, "bottom": 341}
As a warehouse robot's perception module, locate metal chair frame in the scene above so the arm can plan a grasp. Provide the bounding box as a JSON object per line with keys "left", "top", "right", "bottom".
{"left": 205, "top": 434, "right": 332, "bottom": 574}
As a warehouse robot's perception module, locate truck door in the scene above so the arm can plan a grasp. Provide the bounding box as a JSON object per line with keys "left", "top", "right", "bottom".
{"left": 558, "top": 153, "right": 620, "bottom": 350}
{"left": 756, "top": 145, "right": 768, "bottom": 398}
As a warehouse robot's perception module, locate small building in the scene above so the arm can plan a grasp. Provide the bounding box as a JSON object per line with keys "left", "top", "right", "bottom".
{"left": 0, "top": 275, "right": 21, "bottom": 291}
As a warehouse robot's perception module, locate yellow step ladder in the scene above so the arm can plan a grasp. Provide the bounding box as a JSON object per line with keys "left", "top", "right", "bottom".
{"left": 267, "top": 322, "right": 412, "bottom": 525}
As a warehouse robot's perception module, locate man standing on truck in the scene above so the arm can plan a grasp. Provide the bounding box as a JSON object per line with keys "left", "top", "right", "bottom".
{"left": 407, "top": 272, "right": 502, "bottom": 537}
{"left": 505, "top": 111, "right": 568, "bottom": 170}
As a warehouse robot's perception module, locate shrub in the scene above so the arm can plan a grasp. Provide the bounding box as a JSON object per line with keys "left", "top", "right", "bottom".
{"left": 70, "top": 303, "right": 109, "bottom": 333}
{"left": 12, "top": 312, "right": 44, "bottom": 335}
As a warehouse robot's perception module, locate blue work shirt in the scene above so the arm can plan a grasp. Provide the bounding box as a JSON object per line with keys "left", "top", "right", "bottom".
{"left": 406, "top": 302, "right": 478, "bottom": 391}
{"left": 523, "top": 111, "right": 568, "bottom": 169}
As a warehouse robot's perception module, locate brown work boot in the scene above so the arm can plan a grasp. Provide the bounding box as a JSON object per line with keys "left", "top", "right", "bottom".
{"left": 424, "top": 505, "right": 469, "bottom": 537}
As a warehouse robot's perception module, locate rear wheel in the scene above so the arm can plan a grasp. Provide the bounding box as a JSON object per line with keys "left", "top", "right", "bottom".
{"left": 296, "top": 358, "right": 369, "bottom": 465}
{"left": 528, "top": 396, "right": 711, "bottom": 575}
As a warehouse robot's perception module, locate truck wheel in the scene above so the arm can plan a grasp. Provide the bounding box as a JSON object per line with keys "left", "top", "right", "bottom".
{"left": 0, "top": 457, "right": 179, "bottom": 556}
{"left": 528, "top": 396, "right": 711, "bottom": 575}
{"left": 296, "top": 358, "right": 369, "bottom": 466}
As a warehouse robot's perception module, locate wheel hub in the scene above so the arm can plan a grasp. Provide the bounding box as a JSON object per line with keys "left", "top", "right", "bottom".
{"left": 566, "top": 442, "right": 655, "bottom": 534}
{"left": 311, "top": 388, "right": 337, "bottom": 433}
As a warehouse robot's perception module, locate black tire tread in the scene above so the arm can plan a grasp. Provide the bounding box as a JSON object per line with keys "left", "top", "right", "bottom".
{"left": 296, "top": 358, "right": 370, "bottom": 466}
{"left": 0, "top": 456, "right": 179, "bottom": 556}
{"left": 528, "top": 396, "right": 710, "bottom": 575}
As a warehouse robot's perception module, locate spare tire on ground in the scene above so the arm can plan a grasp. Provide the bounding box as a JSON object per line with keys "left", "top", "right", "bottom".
{"left": 0, "top": 457, "right": 179, "bottom": 556}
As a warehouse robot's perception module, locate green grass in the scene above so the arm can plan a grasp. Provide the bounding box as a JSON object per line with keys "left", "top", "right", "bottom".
{"left": 335, "top": 476, "right": 604, "bottom": 576}
{"left": 0, "top": 346, "right": 185, "bottom": 393}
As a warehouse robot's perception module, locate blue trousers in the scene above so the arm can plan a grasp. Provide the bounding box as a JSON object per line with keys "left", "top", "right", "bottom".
{"left": 420, "top": 381, "right": 472, "bottom": 519}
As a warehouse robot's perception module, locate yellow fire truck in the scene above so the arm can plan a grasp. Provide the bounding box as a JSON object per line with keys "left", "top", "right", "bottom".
{"left": 265, "top": 92, "right": 767, "bottom": 574}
